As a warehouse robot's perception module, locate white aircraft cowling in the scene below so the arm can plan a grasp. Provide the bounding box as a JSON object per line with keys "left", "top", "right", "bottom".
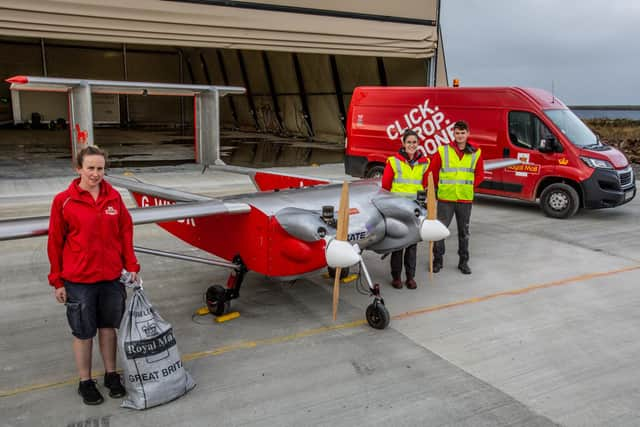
{"left": 419, "top": 219, "right": 450, "bottom": 241}
{"left": 325, "top": 239, "right": 361, "bottom": 268}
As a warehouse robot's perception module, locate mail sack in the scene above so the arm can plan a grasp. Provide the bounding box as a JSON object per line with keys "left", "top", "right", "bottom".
{"left": 118, "top": 286, "right": 195, "bottom": 409}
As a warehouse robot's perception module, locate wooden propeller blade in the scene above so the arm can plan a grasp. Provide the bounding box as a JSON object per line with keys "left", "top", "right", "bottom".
{"left": 427, "top": 172, "right": 436, "bottom": 220}
{"left": 427, "top": 172, "right": 436, "bottom": 281}
{"left": 335, "top": 181, "right": 350, "bottom": 241}
{"left": 332, "top": 268, "right": 342, "bottom": 321}
{"left": 332, "top": 181, "right": 350, "bottom": 321}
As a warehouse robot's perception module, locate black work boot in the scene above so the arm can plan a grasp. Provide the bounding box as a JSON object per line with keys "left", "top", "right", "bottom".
{"left": 104, "top": 371, "right": 126, "bottom": 398}
{"left": 458, "top": 260, "right": 471, "bottom": 275}
{"left": 432, "top": 258, "right": 443, "bottom": 273}
{"left": 78, "top": 379, "right": 104, "bottom": 405}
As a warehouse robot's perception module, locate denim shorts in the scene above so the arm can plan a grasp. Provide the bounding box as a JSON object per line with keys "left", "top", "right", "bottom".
{"left": 64, "top": 279, "right": 126, "bottom": 339}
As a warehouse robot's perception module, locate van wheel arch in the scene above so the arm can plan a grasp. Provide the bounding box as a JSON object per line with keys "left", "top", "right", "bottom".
{"left": 365, "top": 163, "right": 385, "bottom": 179}
{"left": 537, "top": 179, "right": 582, "bottom": 219}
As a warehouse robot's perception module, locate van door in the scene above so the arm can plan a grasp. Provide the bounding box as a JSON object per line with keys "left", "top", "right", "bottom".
{"left": 501, "top": 111, "right": 560, "bottom": 200}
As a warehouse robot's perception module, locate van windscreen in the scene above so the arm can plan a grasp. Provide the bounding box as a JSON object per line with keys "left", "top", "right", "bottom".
{"left": 544, "top": 109, "right": 599, "bottom": 148}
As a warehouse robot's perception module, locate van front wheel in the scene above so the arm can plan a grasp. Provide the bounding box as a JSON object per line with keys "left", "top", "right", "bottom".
{"left": 540, "top": 183, "right": 580, "bottom": 219}
{"left": 365, "top": 165, "right": 385, "bottom": 179}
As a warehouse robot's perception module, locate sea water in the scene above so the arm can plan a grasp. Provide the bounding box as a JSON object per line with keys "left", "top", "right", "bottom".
{"left": 572, "top": 109, "right": 640, "bottom": 120}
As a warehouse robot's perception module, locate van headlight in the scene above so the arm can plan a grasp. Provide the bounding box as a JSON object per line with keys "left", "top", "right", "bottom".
{"left": 580, "top": 156, "right": 614, "bottom": 169}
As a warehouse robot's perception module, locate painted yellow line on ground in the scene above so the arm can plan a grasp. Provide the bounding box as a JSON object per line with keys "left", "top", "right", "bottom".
{"left": 0, "top": 320, "right": 366, "bottom": 398}
{"left": 2, "top": 264, "right": 638, "bottom": 398}
{"left": 183, "top": 319, "right": 366, "bottom": 362}
{"left": 394, "top": 264, "right": 640, "bottom": 320}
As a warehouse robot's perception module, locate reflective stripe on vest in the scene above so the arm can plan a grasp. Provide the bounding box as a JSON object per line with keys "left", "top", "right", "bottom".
{"left": 389, "top": 156, "right": 428, "bottom": 199}
{"left": 437, "top": 145, "right": 480, "bottom": 201}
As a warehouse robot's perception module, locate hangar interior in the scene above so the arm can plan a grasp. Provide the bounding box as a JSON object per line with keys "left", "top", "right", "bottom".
{"left": 0, "top": 0, "right": 446, "bottom": 169}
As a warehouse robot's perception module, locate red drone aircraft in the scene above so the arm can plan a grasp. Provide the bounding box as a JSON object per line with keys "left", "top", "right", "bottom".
{"left": 0, "top": 76, "right": 518, "bottom": 329}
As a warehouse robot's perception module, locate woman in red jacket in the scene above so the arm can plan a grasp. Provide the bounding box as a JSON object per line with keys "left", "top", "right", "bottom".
{"left": 48, "top": 146, "right": 140, "bottom": 405}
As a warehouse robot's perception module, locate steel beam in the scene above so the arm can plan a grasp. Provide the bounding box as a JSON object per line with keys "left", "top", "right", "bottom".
{"left": 237, "top": 50, "right": 260, "bottom": 129}
{"left": 69, "top": 82, "right": 94, "bottom": 160}
{"left": 261, "top": 51, "right": 283, "bottom": 132}
{"left": 216, "top": 49, "right": 239, "bottom": 128}
{"left": 195, "top": 88, "right": 222, "bottom": 165}
{"left": 292, "top": 53, "right": 314, "bottom": 137}
{"left": 376, "top": 57, "right": 387, "bottom": 86}
{"left": 329, "top": 55, "right": 346, "bottom": 130}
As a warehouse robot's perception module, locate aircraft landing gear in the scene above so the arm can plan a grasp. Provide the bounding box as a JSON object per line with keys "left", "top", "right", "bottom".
{"left": 206, "top": 255, "right": 247, "bottom": 317}
{"left": 365, "top": 283, "right": 390, "bottom": 329}
{"left": 356, "top": 258, "right": 390, "bottom": 330}
{"left": 205, "top": 285, "right": 230, "bottom": 316}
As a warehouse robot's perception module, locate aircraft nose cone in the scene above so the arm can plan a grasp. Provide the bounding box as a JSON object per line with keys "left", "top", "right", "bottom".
{"left": 420, "top": 219, "right": 450, "bottom": 241}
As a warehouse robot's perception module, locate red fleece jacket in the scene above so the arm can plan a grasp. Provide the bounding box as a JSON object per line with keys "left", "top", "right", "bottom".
{"left": 47, "top": 178, "right": 139, "bottom": 288}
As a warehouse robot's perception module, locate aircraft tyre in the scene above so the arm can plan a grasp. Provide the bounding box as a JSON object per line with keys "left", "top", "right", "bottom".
{"left": 540, "top": 183, "right": 580, "bottom": 219}
{"left": 366, "top": 302, "right": 390, "bottom": 329}
{"left": 206, "top": 285, "right": 231, "bottom": 316}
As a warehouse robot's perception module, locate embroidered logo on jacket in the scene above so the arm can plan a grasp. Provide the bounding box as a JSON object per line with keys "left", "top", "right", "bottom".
{"left": 105, "top": 206, "right": 118, "bottom": 216}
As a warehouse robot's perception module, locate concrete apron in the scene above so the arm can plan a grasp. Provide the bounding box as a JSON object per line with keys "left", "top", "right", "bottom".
{"left": 1, "top": 165, "right": 640, "bottom": 426}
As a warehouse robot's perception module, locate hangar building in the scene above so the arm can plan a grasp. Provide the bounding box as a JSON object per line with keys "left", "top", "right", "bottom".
{"left": 0, "top": 0, "right": 447, "bottom": 167}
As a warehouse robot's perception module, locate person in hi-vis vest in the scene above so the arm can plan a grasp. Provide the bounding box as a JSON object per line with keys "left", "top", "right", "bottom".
{"left": 381, "top": 129, "right": 430, "bottom": 289}
{"left": 428, "top": 121, "right": 484, "bottom": 274}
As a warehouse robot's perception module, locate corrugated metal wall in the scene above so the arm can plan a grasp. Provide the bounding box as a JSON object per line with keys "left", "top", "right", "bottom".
{"left": 0, "top": 38, "right": 430, "bottom": 142}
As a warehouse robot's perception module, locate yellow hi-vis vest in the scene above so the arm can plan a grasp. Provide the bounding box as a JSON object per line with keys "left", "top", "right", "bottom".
{"left": 389, "top": 156, "right": 428, "bottom": 198}
{"left": 437, "top": 145, "right": 481, "bottom": 201}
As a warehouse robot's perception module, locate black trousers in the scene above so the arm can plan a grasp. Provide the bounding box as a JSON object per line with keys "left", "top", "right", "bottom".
{"left": 434, "top": 201, "right": 472, "bottom": 263}
{"left": 390, "top": 243, "right": 417, "bottom": 279}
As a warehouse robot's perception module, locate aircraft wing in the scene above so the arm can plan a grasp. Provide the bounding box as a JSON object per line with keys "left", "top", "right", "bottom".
{"left": 6, "top": 75, "right": 245, "bottom": 97}
{"left": 106, "top": 176, "right": 214, "bottom": 202}
{"left": 484, "top": 158, "right": 522, "bottom": 171}
{"left": 0, "top": 200, "right": 250, "bottom": 241}
{"left": 211, "top": 159, "right": 521, "bottom": 191}
{"left": 209, "top": 164, "right": 341, "bottom": 191}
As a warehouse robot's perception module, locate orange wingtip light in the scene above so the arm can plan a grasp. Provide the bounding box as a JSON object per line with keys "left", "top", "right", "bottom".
{"left": 5, "top": 76, "right": 28, "bottom": 84}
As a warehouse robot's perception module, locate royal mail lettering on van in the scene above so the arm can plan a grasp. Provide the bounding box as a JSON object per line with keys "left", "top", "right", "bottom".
{"left": 384, "top": 99, "right": 456, "bottom": 156}
{"left": 506, "top": 163, "right": 541, "bottom": 175}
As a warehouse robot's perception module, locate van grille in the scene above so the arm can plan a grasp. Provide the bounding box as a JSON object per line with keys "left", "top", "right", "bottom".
{"left": 619, "top": 168, "right": 632, "bottom": 187}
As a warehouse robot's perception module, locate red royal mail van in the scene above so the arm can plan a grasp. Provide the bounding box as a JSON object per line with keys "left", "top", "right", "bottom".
{"left": 345, "top": 86, "right": 636, "bottom": 218}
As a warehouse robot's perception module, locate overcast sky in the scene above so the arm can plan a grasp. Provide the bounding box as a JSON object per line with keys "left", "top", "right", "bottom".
{"left": 439, "top": 0, "right": 640, "bottom": 105}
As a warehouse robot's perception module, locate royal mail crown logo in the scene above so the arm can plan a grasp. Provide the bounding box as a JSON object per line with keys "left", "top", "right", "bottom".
{"left": 105, "top": 206, "right": 118, "bottom": 215}
{"left": 142, "top": 323, "right": 157, "bottom": 337}
{"left": 558, "top": 158, "right": 569, "bottom": 166}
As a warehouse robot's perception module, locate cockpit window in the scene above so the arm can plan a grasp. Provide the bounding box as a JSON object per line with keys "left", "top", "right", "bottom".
{"left": 544, "top": 109, "right": 598, "bottom": 148}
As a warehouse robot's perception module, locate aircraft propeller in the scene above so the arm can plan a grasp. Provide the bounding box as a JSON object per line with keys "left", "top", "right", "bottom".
{"left": 332, "top": 181, "right": 350, "bottom": 321}
{"left": 324, "top": 180, "right": 449, "bottom": 327}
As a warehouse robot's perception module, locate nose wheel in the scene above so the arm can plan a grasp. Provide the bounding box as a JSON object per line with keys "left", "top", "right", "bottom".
{"left": 366, "top": 300, "right": 390, "bottom": 329}
{"left": 356, "top": 260, "right": 391, "bottom": 330}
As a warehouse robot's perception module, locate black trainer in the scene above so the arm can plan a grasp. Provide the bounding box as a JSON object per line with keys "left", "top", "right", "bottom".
{"left": 78, "top": 379, "right": 104, "bottom": 405}
{"left": 104, "top": 372, "right": 126, "bottom": 398}
{"left": 432, "top": 261, "right": 442, "bottom": 273}
{"left": 458, "top": 261, "right": 472, "bottom": 275}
